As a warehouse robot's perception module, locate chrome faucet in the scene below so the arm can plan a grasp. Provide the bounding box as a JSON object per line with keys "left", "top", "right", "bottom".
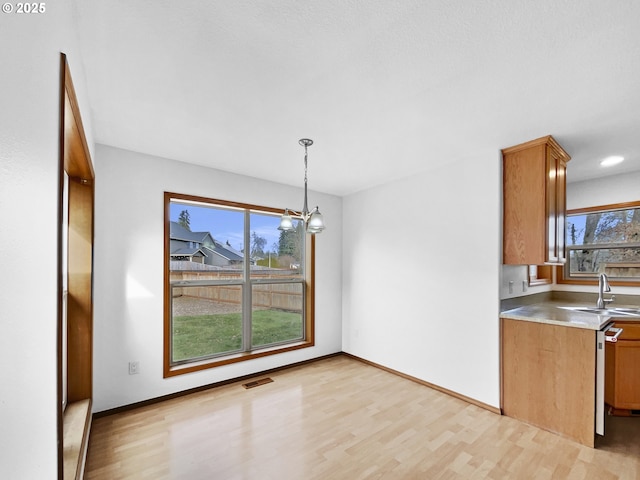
{"left": 597, "top": 273, "right": 614, "bottom": 309}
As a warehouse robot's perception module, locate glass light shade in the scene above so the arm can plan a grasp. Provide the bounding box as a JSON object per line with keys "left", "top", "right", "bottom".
{"left": 306, "top": 207, "right": 325, "bottom": 234}
{"left": 278, "top": 210, "right": 294, "bottom": 231}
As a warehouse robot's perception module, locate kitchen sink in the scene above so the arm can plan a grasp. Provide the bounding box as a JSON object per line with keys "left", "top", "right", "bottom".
{"left": 559, "top": 306, "right": 640, "bottom": 317}
{"left": 574, "top": 308, "right": 616, "bottom": 315}
{"left": 611, "top": 307, "right": 640, "bottom": 315}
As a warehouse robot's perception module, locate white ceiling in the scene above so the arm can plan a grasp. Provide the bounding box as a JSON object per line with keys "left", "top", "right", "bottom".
{"left": 75, "top": 0, "right": 640, "bottom": 196}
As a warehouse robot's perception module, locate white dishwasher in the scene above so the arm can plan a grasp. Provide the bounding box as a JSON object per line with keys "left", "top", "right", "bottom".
{"left": 596, "top": 322, "right": 624, "bottom": 436}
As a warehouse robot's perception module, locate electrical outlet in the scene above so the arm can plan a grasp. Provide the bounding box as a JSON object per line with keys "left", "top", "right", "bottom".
{"left": 128, "top": 361, "right": 140, "bottom": 375}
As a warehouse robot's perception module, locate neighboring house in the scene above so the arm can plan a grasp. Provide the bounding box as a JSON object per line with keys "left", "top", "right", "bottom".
{"left": 169, "top": 221, "right": 245, "bottom": 267}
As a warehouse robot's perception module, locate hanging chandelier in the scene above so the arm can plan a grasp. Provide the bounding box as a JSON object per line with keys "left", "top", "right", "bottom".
{"left": 278, "top": 138, "right": 326, "bottom": 234}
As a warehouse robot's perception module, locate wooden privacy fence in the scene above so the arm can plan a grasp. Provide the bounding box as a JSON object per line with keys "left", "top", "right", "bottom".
{"left": 170, "top": 265, "right": 303, "bottom": 312}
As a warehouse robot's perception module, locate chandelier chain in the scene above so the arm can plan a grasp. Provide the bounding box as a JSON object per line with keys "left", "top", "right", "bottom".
{"left": 304, "top": 144, "right": 308, "bottom": 185}
{"left": 302, "top": 142, "right": 309, "bottom": 216}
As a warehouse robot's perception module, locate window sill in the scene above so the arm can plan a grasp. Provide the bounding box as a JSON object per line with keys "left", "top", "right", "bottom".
{"left": 164, "top": 339, "right": 314, "bottom": 378}
{"left": 63, "top": 399, "right": 92, "bottom": 480}
{"left": 556, "top": 266, "right": 640, "bottom": 286}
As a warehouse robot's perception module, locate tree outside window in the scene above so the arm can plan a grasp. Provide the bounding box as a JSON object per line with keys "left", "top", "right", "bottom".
{"left": 564, "top": 202, "right": 640, "bottom": 282}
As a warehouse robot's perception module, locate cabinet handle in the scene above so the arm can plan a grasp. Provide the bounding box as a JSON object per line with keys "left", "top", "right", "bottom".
{"left": 604, "top": 326, "right": 623, "bottom": 343}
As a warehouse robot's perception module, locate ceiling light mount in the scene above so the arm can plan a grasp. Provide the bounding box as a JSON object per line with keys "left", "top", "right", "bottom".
{"left": 279, "top": 138, "right": 326, "bottom": 235}
{"left": 600, "top": 155, "right": 624, "bottom": 167}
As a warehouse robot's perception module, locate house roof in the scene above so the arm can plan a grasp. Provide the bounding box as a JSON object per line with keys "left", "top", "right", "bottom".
{"left": 169, "top": 222, "right": 243, "bottom": 262}
{"left": 170, "top": 247, "right": 206, "bottom": 257}
{"left": 206, "top": 244, "right": 243, "bottom": 263}
{"left": 169, "top": 222, "right": 213, "bottom": 244}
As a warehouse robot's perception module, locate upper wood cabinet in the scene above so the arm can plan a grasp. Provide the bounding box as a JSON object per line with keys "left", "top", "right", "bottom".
{"left": 502, "top": 135, "right": 571, "bottom": 265}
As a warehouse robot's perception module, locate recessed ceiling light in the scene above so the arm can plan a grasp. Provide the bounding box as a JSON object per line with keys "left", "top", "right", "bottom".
{"left": 600, "top": 156, "right": 624, "bottom": 167}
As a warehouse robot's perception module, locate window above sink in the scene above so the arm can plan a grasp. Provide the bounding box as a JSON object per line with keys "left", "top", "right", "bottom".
{"left": 558, "top": 200, "right": 640, "bottom": 286}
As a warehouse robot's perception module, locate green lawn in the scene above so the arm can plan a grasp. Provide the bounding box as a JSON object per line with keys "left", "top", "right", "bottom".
{"left": 172, "top": 310, "right": 302, "bottom": 361}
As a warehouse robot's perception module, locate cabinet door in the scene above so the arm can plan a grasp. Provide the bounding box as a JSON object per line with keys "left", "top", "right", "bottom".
{"left": 544, "top": 146, "right": 568, "bottom": 265}
{"left": 503, "top": 144, "right": 547, "bottom": 264}
{"left": 605, "top": 322, "right": 640, "bottom": 410}
{"left": 614, "top": 341, "right": 640, "bottom": 409}
{"left": 556, "top": 157, "right": 567, "bottom": 264}
{"left": 545, "top": 147, "right": 559, "bottom": 263}
{"left": 502, "top": 136, "right": 570, "bottom": 265}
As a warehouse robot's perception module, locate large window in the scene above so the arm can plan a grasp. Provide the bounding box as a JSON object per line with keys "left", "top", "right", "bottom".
{"left": 559, "top": 201, "right": 640, "bottom": 284}
{"left": 164, "top": 192, "right": 314, "bottom": 377}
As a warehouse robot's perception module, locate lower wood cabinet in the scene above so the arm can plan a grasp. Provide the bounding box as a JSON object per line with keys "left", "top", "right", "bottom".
{"left": 605, "top": 321, "right": 640, "bottom": 411}
{"left": 501, "top": 318, "right": 596, "bottom": 447}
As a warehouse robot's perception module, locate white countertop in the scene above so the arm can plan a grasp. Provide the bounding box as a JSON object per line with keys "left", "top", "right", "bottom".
{"left": 499, "top": 302, "right": 634, "bottom": 330}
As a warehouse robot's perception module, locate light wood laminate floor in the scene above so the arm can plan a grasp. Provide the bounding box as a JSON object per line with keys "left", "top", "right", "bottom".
{"left": 86, "top": 355, "right": 640, "bottom": 479}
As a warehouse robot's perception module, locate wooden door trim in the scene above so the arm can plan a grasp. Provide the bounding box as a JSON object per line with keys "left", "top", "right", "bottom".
{"left": 58, "top": 52, "right": 95, "bottom": 479}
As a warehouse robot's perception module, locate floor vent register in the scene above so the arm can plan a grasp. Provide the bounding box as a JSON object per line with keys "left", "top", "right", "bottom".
{"left": 242, "top": 378, "right": 274, "bottom": 389}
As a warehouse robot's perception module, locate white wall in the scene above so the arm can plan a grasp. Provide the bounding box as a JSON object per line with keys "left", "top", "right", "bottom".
{"left": 567, "top": 170, "right": 640, "bottom": 210}
{"left": 93, "top": 145, "right": 342, "bottom": 412}
{"left": 342, "top": 155, "right": 502, "bottom": 408}
{"left": 0, "top": 4, "right": 94, "bottom": 478}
